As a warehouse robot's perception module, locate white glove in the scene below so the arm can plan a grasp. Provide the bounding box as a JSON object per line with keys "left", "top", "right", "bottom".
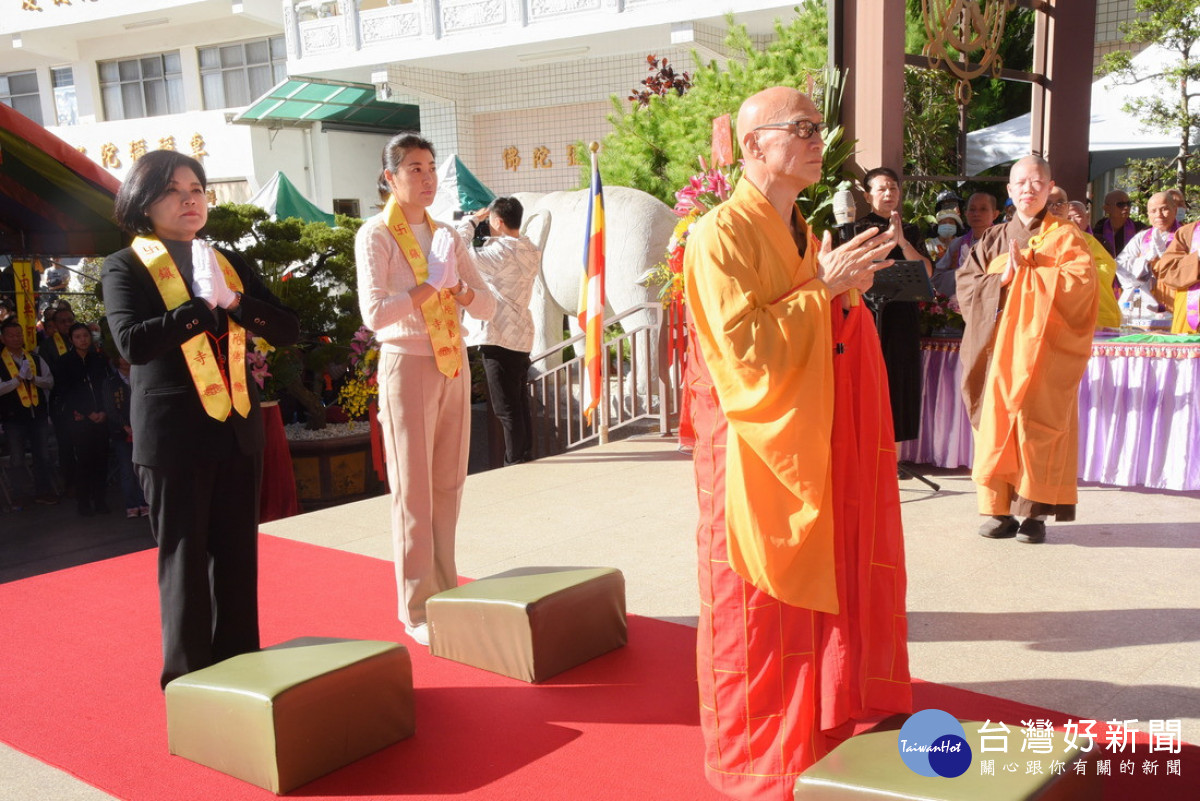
{"left": 424, "top": 228, "right": 459, "bottom": 291}
{"left": 17, "top": 359, "right": 33, "bottom": 380}
{"left": 191, "top": 239, "right": 238, "bottom": 309}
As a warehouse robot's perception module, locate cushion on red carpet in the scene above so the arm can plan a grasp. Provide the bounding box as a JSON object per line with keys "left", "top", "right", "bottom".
{"left": 0, "top": 536, "right": 1195, "bottom": 800}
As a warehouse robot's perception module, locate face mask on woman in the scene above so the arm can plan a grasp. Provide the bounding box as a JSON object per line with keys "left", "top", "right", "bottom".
{"left": 938, "top": 224, "right": 957, "bottom": 239}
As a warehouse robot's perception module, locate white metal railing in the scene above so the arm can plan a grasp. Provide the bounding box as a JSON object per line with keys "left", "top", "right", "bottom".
{"left": 526, "top": 303, "right": 685, "bottom": 456}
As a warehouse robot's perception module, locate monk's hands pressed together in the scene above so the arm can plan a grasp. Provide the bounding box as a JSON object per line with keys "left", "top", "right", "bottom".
{"left": 1003, "top": 240, "right": 1027, "bottom": 286}
{"left": 818, "top": 212, "right": 898, "bottom": 299}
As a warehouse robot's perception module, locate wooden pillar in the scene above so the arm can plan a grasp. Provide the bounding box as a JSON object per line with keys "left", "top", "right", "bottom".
{"left": 1039, "top": 0, "right": 1097, "bottom": 199}
{"left": 839, "top": 0, "right": 906, "bottom": 178}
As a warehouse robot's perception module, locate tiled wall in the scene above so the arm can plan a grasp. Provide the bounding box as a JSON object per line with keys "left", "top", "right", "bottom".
{"left": 1093, "top": 0, "right": 1144, "bottom": 69}
{"left": 384, "top": 46, "right": 701, "bottom": 198}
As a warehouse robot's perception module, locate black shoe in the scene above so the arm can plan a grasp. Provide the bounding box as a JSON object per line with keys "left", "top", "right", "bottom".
{"left": 1016, "top": 518, "right": 1046, "bottom": 544}
{"left": 978, "top": 515, "right": 1019, "bottom": 539}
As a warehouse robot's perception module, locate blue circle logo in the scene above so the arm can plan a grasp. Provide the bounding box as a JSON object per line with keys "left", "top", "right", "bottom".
{"left": 897, "top": 709, "right": 973, "bottom": 778}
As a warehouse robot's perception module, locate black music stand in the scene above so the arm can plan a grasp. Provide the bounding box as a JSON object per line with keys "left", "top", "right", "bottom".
{"left": 863, "top": 261, "right": 941, "bottom": 492}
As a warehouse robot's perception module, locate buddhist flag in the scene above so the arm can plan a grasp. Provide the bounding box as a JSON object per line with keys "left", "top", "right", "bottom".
{"left": 578, "top": 144, "right": 606, "bottom": 423}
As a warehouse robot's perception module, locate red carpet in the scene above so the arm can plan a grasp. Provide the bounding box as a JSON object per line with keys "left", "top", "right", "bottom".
{"left": 1, "top": 537, "right": 1196, "bottom": 800}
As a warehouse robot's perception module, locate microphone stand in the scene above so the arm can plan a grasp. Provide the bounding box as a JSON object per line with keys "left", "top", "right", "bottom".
{"left": 863, "top": 269, "right": 941, "bottom": 493}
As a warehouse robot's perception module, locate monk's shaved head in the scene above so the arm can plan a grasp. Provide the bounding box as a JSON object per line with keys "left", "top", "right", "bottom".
{"left": 736, "top": 86, "right": 806, "bottom": 149}
{"left": 1009, "top": 154, "right": 1051, "bottom": 183}
{"left": 736, "top": 86, "right": 824, "bottom": 199}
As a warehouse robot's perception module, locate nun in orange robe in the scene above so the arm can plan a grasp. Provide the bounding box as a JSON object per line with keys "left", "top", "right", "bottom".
{"left": 684, "top": 177, "right": 911, "bottom": 801}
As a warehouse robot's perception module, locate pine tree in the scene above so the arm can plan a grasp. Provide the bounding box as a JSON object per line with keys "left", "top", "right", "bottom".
{"left": 593, "top": 1, "right": 828, "bottom": 206}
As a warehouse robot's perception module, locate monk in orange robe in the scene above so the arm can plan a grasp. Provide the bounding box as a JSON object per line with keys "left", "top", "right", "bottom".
{"left": 683, "top": 86, "right": 912, "bottom": 801}
{"left": 1153, "top": 220, "right": 1200, "bottom": 334}
{"left": 957, "top": 155, "right": 1099, "bottom": 544}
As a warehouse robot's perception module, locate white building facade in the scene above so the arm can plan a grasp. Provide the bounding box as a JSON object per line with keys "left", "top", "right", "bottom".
{"left": 2, "top": 0, "right": 1143, "bottom": 219}
{"left": 2, "top": 0, "right": 800, "bottom": 219}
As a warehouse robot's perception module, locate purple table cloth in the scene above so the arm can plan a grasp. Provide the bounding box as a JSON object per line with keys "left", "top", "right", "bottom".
{"left": 898, "top": 338, "right": 1200, "bottom": 491}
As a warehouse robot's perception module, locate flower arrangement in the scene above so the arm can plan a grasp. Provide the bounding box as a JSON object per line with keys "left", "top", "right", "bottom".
{"left": 918, "top": 291, "right": 965, "bottom": 337}
{"left": 335, "top": 326, "right": 380, "bottom": 424}
{"left": 644, "top": 160, "right": 741, "bottom": 305}
{"left": 247, "top": 336, "right": 302, "bottom": 401}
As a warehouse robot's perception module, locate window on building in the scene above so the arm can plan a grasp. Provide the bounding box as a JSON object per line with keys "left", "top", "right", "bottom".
{"left": 199, "top": 36, "right": 287, "bottom": 109}
{"left": 0, "top": 70, "right": 42, "bottom": 125}
{"left": 98, "top": 52, "right": 184, "bottom": 121}
{"left": 332, "top": 198, "right": 360, "bottom": 218}
{"left": 358, "top": 0, "right": 414, "bottom": 10}
{"left": 52, "top": 67, "right": 78, "bottom": 126}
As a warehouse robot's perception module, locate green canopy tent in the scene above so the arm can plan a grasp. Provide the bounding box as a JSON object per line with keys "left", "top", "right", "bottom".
{"left": 247, "top": 171, "right": 336, "bottom": 227}
{"left": 429, "top": 154, "right": 495, "bottom": 220}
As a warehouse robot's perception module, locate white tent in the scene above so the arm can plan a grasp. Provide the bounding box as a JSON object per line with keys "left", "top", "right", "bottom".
{"left": 965, "top": 44, "right": 1183, "bottom": 177}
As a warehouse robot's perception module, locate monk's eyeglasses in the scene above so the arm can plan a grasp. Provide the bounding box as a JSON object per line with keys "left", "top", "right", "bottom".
{"left": 751, "top": 119, "right": 825, "bottom": 140}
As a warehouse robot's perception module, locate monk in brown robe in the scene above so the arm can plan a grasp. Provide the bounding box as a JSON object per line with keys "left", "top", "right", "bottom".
{"left": 1152, "top": 218, "right": 1200, "bottom": 334}
{"left": 683, "top": 86, "right": 911, "bottom": 800}
{"left": 957, "top": 155, "right": 1099, "bottom": 544}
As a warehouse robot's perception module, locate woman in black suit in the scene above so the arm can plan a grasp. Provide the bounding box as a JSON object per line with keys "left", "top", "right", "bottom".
{"left": 52, "top": 322, "right": 111, "bottom": 515}
{"left": 101, "top": 150, "right": 300, "bottom": 688}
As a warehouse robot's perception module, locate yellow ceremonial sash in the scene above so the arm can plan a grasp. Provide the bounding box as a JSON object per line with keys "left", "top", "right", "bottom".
{"left": 131, "top": 236, "right": 250, "bottom": 421}
{"left": 382, "top": 197, "right": 463, "bottom": 378}
{"left": 1, "top": 348, "right": 38, "bottom": 408}
{"left": 51, "top": 332, "right": 67, "bottom": 356}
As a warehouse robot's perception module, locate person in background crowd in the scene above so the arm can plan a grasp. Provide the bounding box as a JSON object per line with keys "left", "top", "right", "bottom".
{"left": 1066, "top": 200, "right": 1093, "bottom": 233}
{"left": 932, "top": 192, "right": 998, "bottom": 299}
{"left": 41, "top": 261, "right": 69, "bottom": 309}
{"left": 1096, "top": 189, "right": 1148, "bottom": 259}
{"left": 458, "top": 196, "right": 541, "bottom": 466}
{"left": 39, "top": 303, "right": 77, "bottom": 497}
{"left": 957, "top": 155, "right": 1098, "bottom": 545}
{"left": 1167, "top": 188, "right": 1188, "bottom": 224}
{"left": 38, "top": 303, "right": 74, "bottom": 363}
{"left": 356, "top": 132, "right": 496, "bottom": 648}
{"left": 1152, "top": 200, "right": 1200, "bottom": 334}
{"left": 861, "top": 166, "right": 931, "bottom": 447}
{"left": 1117, "top": 191, "right": 1179, "bottom": 312}
{"left": 102, "top": 149, "right": 300, "bottom": 688}
{"left": 104, "top": 354, "right": 150, "bottom": 518}
{"left": 52, "top": 321, "right": 111, "bottom": 516}
{"left": 1057, "top": 195, "right": 1122, "bottom": 329}
{"left": 924, "top": 208, "right": 963, "bottom": 264}
{"left": 0, "top": 318, "right": 58, "bottom": 507}
{"left": 1003, "top": 197, "right": 1016, "bottom": 221}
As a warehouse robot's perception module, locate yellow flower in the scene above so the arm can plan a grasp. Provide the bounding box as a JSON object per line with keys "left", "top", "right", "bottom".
{"left": 253, "top": 337, "right": 276, "bottom": 355}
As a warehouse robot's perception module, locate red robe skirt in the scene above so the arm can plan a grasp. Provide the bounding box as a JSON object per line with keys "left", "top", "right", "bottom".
{"left": 687, "top": 303, "right": 912, "bottom": 800}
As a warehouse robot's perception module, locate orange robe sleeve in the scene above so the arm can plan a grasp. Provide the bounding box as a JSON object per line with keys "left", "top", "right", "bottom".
{"left": 1153, "top": 222, "right": 1200, "bottom": 334}
{"left": 973, "top": 220, "right": 1099, "bottom": 505}
{"left": 683, "top": 178, "right": 838, "bottom": 613}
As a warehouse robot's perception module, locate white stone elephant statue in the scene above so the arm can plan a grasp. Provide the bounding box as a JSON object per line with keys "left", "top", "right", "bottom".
{"left": 512, "top": 186, "right": 677, "bottom": 366}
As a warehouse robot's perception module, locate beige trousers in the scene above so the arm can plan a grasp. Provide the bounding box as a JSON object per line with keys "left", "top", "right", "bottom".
{"left": 376, "top": 349, "right": 469, "bottom": 627}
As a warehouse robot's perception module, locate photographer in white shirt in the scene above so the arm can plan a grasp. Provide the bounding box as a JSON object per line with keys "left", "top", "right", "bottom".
{"left": 458, "top": 197, "right": 541, "bottom": 465}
